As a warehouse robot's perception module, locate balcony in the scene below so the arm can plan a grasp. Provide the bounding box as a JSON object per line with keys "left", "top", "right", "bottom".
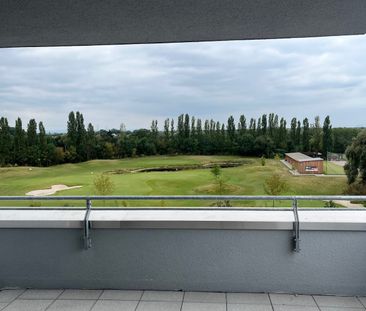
{"left": 1, "top": 195, "right": 366, "bottom": 300}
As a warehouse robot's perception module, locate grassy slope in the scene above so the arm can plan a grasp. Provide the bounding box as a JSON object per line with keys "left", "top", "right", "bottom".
{"left": 0, "top": 155, "right": 347, "bottom": 208}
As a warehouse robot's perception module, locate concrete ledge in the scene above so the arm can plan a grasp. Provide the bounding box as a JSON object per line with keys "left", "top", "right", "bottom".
{"left": 1, "top": 209, "right": 366, "bottom": 231}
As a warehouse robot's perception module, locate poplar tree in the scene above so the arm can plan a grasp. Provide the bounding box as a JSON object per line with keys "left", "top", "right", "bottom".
{"left": 302, "top": 118, "right": 310, "bottom": 152}
{"left": 86, "top": 123, "right": 96, "bottom": 160}
{"left": 295, "top": 121, "right": 301, "bottom": 148}
{"left": 67, "top": 111, "right": 77, "bottom": 148}
{"left": 290, "top": 117, "right": 297, "bottom": 149}
{"left": 322, "top": 115, "right": 333, "bottom": 158}
{"left": 38, "top": 121, "right": 48, "bottom": 166}
{"left": 26, "top": 119, "right": 39, "bottom": 166}
{"left": 0, "top": 117, "right": 12, "bottom": 165}
{"left": 76, "top": 111, "right": 87, "bottom": 161}
{"left": 310, "top": 116, "right": 322, "bottom": 153}
{"left": 13, "top": 117, "right": 26, "bottom": 165}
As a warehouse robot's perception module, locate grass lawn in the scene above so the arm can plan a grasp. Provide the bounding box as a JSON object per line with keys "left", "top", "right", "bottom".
{"left": 324, "top": 161, "right": 346, "bottom": 175}
{"left": 0, "top": 155, "right": 348, "bottom": 208}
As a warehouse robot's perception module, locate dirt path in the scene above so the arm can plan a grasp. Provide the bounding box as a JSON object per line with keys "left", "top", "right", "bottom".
{"left": 332, "top": 200, "right": 364, "bottom": 208}
{"left": 26, "top": 184, "right": 82, "bottom": 196}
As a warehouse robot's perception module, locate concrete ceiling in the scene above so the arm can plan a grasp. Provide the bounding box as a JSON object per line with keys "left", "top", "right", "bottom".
{"left": 0, "top": 0, "right": 366, "bottom": 48}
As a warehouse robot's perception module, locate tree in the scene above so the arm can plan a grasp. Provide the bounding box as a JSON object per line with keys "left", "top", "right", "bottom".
{"left": 93, "top": 174, "right": 115, "bottom": 195}
{"left": 238, "top": 115, "right": 246, "bottom": 135}
{"left": 344, "top": 130, "right": 366, "bottom": 185}
{"left": 67, "top": 111, "right": 77, "bottom": 148}
{"left": 322, "top": 115, "right": 333, "bottom": 158}
{"left": 295, "top": 121, "right": 301, "bottom": 148}
{"left": 290, "top": 117, "right": 297, "bottom": 149}
{"left": 38, "top": 122, "right": 48, "bottom": 166}
{"left": 0, "top": 117, "right": 12, "bottom": 165}
{"left": 310, "top": 116, "right": 322, "bottom": 153}
{"left": 227, "top": 116, "right": 236, "bottom": 142}
{"left": 86, "top": 123, "right": 96, "bottom": 160}
{"left": 26, "top": 119, "right": 39, "bottom": 166}
{"left": 261, "top": 114, "right": 267, "bottom": 136}
{"left": 302, "top": 118, "right": 310, "bottom": 152}
{"left": 263, "top": 173, "right": 288, "bottom": 206}
{"left": 76, "top": 111, "right": 87, "bottom": 161}
{"left": 13, "top": 117, "right": 26, "bottom": 165}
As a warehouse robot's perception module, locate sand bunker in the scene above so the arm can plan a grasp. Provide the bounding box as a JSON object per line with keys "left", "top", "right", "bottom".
{"left": 26, "top": 184, "right": 82, "bottom": 196}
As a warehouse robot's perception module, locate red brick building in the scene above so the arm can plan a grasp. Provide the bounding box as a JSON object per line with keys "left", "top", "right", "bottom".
{"left": 285, "top": 152, "right": 324, "bottom": 174}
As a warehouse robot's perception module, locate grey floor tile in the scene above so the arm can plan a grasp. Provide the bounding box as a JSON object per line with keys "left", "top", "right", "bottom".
{"left": 3, "top": 299, "right": 53, "bottom": 311}
{"left": 99, "top": 290, "right": 142, "bottom": 301}
{"left": 227, "top": 293, "right": 270, "bottom": 305}
{"left": 359, "top": 297, "right": 366, "bottom": 307}
{"left": 91, "top": 300, "right": 138, "bottom": 311}
{"left": 319, "top": 308, "right": 366, "bottom": 311}
{"left": 270, "top": 294, "right": 316, "bottom": 306}
{"left": 182, "top": 302, "right": 226, "bottom": 311}
{"left": 0, "top": 290, "right": 25, "bottom": 303}
{"left": 273, "top": 306, "right": 319, "bottom": 311}
{"left": 314, "top": 296, "right": 364, "bottom": 308}
{"left": 136, "top": 301, "right": 182, "bottom": 311}
{"left": 19, "top": 289, "right": 63, "bottom": 300}
{"left": 47, "top": 300, "right": 96, "bottom": 311}
{"left": 141, "top": 291, "right": 183, "bottom": 302}
{"left": 0, "top": 303, "right": 8, "bottom": 311}
{"left": 58, "top": 290, "right": 102, "bottom": 300}
{"left": 228, "top": 304, "right": 273, "bottom": 311}
{"left": 184, "top": 292, "right": 226, "bottom": 303}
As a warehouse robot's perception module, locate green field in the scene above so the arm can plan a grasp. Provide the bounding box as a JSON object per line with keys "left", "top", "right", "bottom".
{"left": 0, "top": 155, "right": 348, "bottom": 208}
{"left": 324, "top": 161, "right": 346, "bottom": 175}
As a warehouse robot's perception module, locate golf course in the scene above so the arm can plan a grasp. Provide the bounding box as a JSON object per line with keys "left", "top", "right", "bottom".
{"left": 0, "top": 155, "right": 348, "bottom": 208}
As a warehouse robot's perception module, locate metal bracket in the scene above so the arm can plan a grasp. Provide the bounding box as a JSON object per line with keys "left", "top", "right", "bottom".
{"left": 83, "top": 198, "right": 92, "bottom": 250}
{"left": 292, "top": 198, "right": 300, "bottom": 252}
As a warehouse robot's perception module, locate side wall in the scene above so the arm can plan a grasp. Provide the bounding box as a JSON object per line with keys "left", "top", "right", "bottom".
{"left": 1, "top": 228, "right": 365, "bottom": 295}
{"left": 297, "top": 160, "right": 324, "bottom": 174}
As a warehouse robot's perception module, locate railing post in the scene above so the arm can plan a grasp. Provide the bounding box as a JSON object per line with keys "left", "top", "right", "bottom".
{"left": 83, "top": 198, "right": 92, "bottom": 250}
{"left": 292, "top": 198, "right": 300, "bottom": 252}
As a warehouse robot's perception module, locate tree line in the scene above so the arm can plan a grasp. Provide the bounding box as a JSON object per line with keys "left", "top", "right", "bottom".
{"left": 0, "top": 111, "right": 363, "bottom": 167}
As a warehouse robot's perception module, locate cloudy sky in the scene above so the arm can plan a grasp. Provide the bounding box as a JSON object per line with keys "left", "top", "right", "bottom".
{"left": 0, "top": 35, "right": 365, "bottom": 132}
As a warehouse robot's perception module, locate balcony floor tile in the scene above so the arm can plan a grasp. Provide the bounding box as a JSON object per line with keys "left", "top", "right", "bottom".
{"left": 319, "top": 308, "right": 365, "bottom": 311}
{"left": 2, "top": 299, "right": 53, "bottom": 311}
{"left": 273, "top": 306, "right": 319, "bottom": 311}
{"left": 184, "top": 291, "right": 226, "bottom": 303}
{"left": 0, "top": 289, "right": 25, "bottom": 303}
{"left": 99, "top": 289, "right": 142, "bottom": 301}
{"left": 141, "top": 290, "right": 184, "bottom": 302}
{"left": 182, "top": 302, "right": 226, "bottom": 311}
{"left": 47, "top": 299, "right": 96, "bottom": 311}
{"left": 136, "top": 301, "right": 182, "bottom": 311}
{"left": 270, "top": 294, "right": 317, "bottom": 306}
{"left": 228, "top": 303, "right": 273, "bottom": 311}
{"left": 314, "top": 295, "right": 364, "bottom": 308}
{"left": 58, "top": 289, "right": 102, "bottom": 300}
{"left": 91, "top": 300, "right": 138, "bottom": 311}
{"left": 227, "top": 293, "right": 271, "bottom": 305}
{"left": 19, "top": 289, "right": 63, "bottom": 300}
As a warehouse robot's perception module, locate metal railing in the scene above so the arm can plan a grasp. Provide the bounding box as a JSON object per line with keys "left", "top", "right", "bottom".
{"left": 0, "top": 195, "right": 365, "bottom": 252}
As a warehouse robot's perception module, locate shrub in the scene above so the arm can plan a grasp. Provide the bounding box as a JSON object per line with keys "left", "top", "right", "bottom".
{"left": 261, "top": 156, "right": 266, "bottom": 166}
{"left": 93, "top": 174, "right": 115, "bottom": 195}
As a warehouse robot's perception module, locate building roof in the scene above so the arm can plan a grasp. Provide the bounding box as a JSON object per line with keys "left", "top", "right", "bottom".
{"left": 285, "top": 152, "right": 323, "bottom": 162}
{"left": 0, "top": 0, "right": 366, "bottom": 48}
